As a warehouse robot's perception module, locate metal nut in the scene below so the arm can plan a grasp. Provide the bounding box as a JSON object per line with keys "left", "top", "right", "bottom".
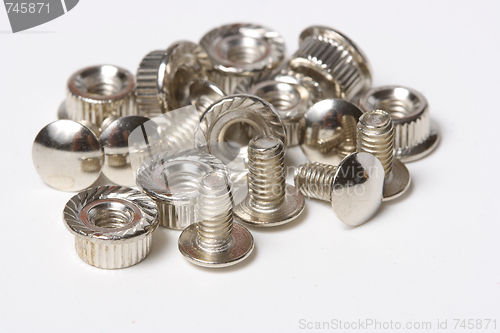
{"left": 178, "top": 171, "right": 254, "bottom": 267}
{"left": 359, "top": 85, "right": 440, "bottom": 162}
{"left": 135, "top": 41, "right": 212, "bottom": 116}
{"left": 195, "top": 94, "right": 286, "bottom": 186}
{"left": 234, "top": 136, "right": 305, "bottom": 227}
{"left": 136, "top": 149, "right": 228, "bottom": 230}
{"left": 288, "top": 26, "right": 372, "bottom": 101}
{"left": 64, "top": 65, "right": 136, "bottom": 127}
{"left": 200, "top": 23, "right": 286, "bottom": 94}
{"left": 63, "top": 186, "right": 159, "bottom": 269}
{"left": 235, "top": 70, "right": 323, "bottom": 147}
{"left": 294, "top": 152, "right": 385, "bottom": 226}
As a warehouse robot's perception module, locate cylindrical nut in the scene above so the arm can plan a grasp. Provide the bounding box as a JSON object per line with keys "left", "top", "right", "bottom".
{"left": 359, "top": 85, "right": 439, "bottom": 162}
{"left": 136, "top": 149, "right": 228, "bottom": 230}
{"left": 63, "top": 186, "right": 159, "bottom": 269}
{"left": 66, "top": 65, "right": 136, "bottom": 127}
{"left": 200, "top": 23, "right": 286, "bottom": 94}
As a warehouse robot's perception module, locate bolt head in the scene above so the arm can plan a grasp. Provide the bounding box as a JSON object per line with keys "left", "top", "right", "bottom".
{"left": 382, "top": 159, "right": 411, "bottom": 201}
{"left": 234, "top": 184, "right": 305, "bottom": 227}
{"left": 331, "top": 152, "right": 385, "bottom": 226}
{"left": 178, "top": 222, "right": 254, "bottom": 268}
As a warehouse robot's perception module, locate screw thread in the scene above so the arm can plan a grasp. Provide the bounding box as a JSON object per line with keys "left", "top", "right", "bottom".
{"left": 195, "top": 172, "right": 234, "bottom": 252}
{"left": 317, "top": 129, "right": 344, "bottom": 153}
{"left": 247, "top": 136, "right": 286, "bottom": 210}
{"left": 337, "top": 114, "right": 358, "bottom": 157}
{"left": 294, "top": 162, "right": 337, "bottom": 202}
{"left": 357, "top": 110, "right": 395, "bottom": 178}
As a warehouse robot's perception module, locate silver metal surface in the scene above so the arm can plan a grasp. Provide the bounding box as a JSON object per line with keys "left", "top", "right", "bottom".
{"left": 298, "top": 99, "right": 363, "bottom": 165}
{"left": 65, "top": 65, "right": 136, "bottom": 126}
{"left": 135, "top": 41, "right": 212, "bottom": 116}
{"left": 200, "top": 23, "right": 286, "bottom": 94}
{"left": 359, "top": 85, "right": 440, "bottom": 162}
{"left": 100, "top": 115, "right": 157, "bottom": 186}
{"left": 188, "top": 78, "right": 226, "bottom": 117}
{"left": 178, "top": 171, "right": 254, "bottom": 268}
{"left": 32, "top": 120, "right": 103, "bottom": 191}
{"left": 357, "top": 110, "right": 411, "bottom": 201}
{"left": 235, "top": 70, "right": 323, "bottom": 146}
{"left": 234, "top": 136, "right": 305, "bottom": 227}
{"left": 289, "top": 26, "right": 372, "bottom": 101}
{"left": 195, "top": 94, "right": 286, "bottom": 186}
{"left": 294, "top": 153, "right": 384, "bottom": 226}
{"left": 63, "top": 186, "right": 158, "bottom": 269}
{"left": 136, "top": 149, "right": 228, "bottom": 230}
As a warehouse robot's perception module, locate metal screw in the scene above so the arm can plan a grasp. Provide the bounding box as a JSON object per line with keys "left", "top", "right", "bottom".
{"left": 178, "top": 171, "right": 254, "bottom": 268}
{"left": 336, "top": 114, "right": 358, "bottom": 157}
{"left": 234, "top": 135, "right": 305, "bottom": 227}
{"left": 294, "top": 152, "right": 385, "bottom": 226}
{"left": 357, "top": 110, "right": 411, "bottom": 201}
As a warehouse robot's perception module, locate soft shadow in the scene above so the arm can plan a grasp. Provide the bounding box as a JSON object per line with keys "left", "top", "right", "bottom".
{"left": 146, "top": 228, "right": 175, "bottom": 261}
{"left": 241, "top": 202, "right": 309, "bottom": 234}
{"left": 190, "top": 243, "right": 258, "bottom": 273}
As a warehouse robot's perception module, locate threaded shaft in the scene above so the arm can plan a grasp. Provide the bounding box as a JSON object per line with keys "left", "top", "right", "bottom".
{"left": 247, "top": 136, "right": 286, "bottom": 210}
{"left": 317, "top": 129, "right": 344, "bottom": 153}
{"left": 294, "top": 162, "right": 337, "bottom": 202}
{"left": 337, "top": 114, "right": 358, "bottom": 157}
{"left": 195, "top": 171, "right": 234, "bottom": 252}
{"left": 357, "top": 110, "right": 395, "bottom": 178}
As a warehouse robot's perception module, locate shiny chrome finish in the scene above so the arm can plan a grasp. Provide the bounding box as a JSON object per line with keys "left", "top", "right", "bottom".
{"left": 188, "top": 78, "right": 226, "bottom": 117}
{"left": 178, "top": 171, "right": 254, "bottom": 268}
{"left": 135, "top": 41, "right": 212, "bottom": 116}
{"left": 357, "top": 110, "right": 411, "bottom": 201}
{"left": 32, "top": 120, "right": 103, "bottom": 192}
{"left": 234, "top": 136, "right": 305, "bottom": 227}
{"left": 298, "top": 99, "right": 363, "bottom": 165}
{"left": 359, "top": 85, "right": 440, "bottom": 162}
{"left": 200, "top": 23, "right": 286, "bottom": 94}
{"left": 65, "top": 65, "right": 136, "bottom": 126}
{"left": 100, "top": 115, "right": 156, "bottom": 186}
{"left": 289, "top": 26, "right": 372, "bottom": 101}
{"left": 136, "top": 149, "right": 228, "bottom": 230}
{"left": 235, "top": 70, "right": 323, "bottom": 146}
{"left": 294, "top": 152, "right": 384, "bottom": 226}
{"left": 63, "top": 186, "right": 158, "bottom": 269}
{"left": 195, "top": 94, "right": 286, "bottom": 186}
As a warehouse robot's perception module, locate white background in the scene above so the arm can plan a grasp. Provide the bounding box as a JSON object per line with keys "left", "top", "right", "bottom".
{"left": 1, "top": 1, "right": 499, "bottom": 332}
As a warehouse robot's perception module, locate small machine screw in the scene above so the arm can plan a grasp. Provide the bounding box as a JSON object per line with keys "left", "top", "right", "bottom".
{"left": 357, "top": 110, "right": 411, "bottom": 201}
{"left": 178, "top": 171, "right": 254, "bottom": 268}
{"left": 234, "top": 135, "right": 305, "bottom": 227}
{"left": 294, "top": 152, "right": 385, "bottom": 226}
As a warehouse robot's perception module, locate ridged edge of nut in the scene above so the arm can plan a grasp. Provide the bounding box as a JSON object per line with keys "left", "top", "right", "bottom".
{"left": 66, "top": 66, "right": 136, "bottom": 126}
{"left": 289, "top": 26, "right": 371, "bottom": 101}
{"left": 75, "top": 233, "right": 151, "bottom": 269}
{"left": 156, "top": 200, "right": 196, "bottom": 230}
{"left": 135, "top": 50, "right": 167, "bottom": 116}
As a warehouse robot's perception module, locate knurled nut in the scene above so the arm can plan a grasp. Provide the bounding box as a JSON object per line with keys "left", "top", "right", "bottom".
{"left": 63, "top": 186, "right": 159, "bottom": 269}
{"left": 288, "top": 26, "right": 372, "bottom": 101}
{"left": 358, "top": 85, "right": 439, "bottom": 162}
{"left": 200, "top": 23, "right": 286, "bottom": 94}
{"left": 136, "top": 149, "right": 228, "bottom": 230}
{"left": 234, "top": 70, "right": 323, "bottom": 147}
{"left": 135, "top": 42, "right": 212, "bottom": 116}
{"left": 66, "top": 65, "right": 136, "bottom": 127}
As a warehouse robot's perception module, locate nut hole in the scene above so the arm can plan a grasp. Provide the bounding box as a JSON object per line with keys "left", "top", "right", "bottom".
{"left": 254, "top": 83, "right": 301, "bottom": 111}
{"left": 74, "top": 66, "right": 130, "bottom": 97}
{"left": 366, "top": 87, "right": 421, "bottom": 119}
{"left": 87, "top": 202, "right": 135, "bottom": 229}
{"left": 219, "top": 37, "right": 267, "bottom": 65}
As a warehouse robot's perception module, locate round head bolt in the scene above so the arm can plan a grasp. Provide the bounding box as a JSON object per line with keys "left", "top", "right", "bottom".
{"left": 295, "top": 152, "right": 385, "bottom": 227}
{"left": 234, "top": 136, "right": 305, "bottom": 227}
{"left": 178, "top": 171, "right": 254, "bottom": 268}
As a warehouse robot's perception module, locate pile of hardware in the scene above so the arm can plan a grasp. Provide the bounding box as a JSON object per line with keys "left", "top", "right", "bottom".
{"left": 32, "top": 23, "right": 440, "bottom": 269}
